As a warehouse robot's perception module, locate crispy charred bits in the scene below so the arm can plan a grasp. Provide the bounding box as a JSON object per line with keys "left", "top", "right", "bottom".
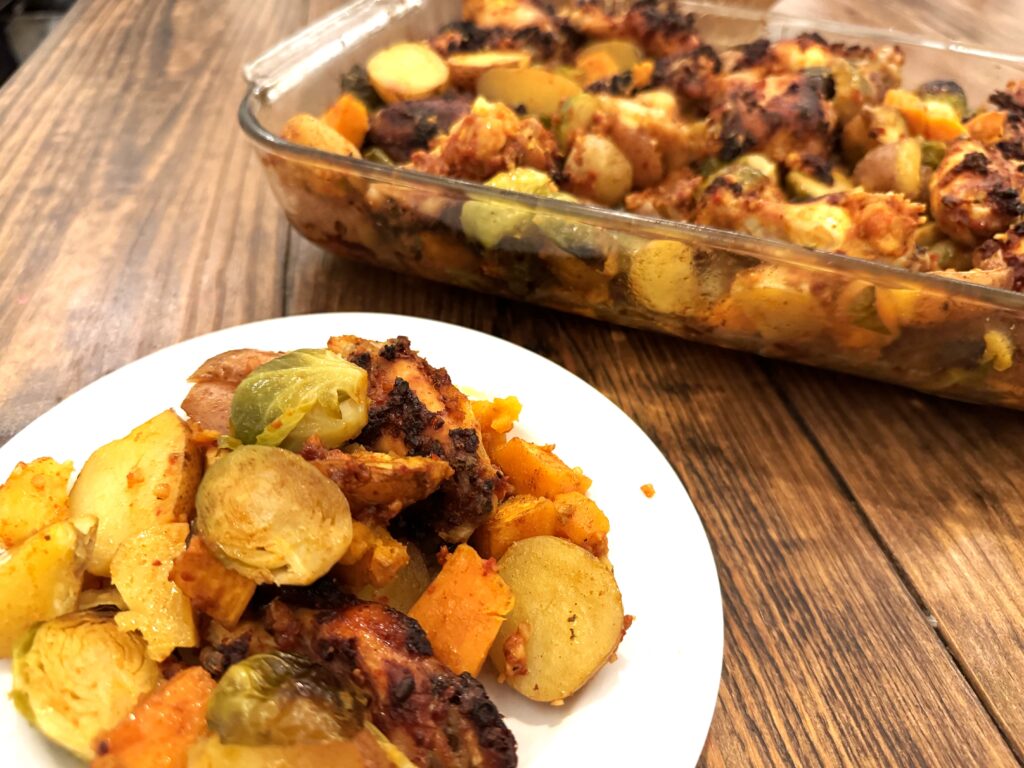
{"left": 278, "top": 597, "right": 517, "bottom": 768}
{"left": 652, "top": 44, "right": 721, "bottom": 106}
{"left": 952, "top": 152, "right": 990, "bottom": 175}
{"left": 328, "top": 335, "right": 502, "bottom": 542}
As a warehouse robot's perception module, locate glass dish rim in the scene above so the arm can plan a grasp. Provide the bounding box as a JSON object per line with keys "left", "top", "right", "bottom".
{"left": 236, "top": 0, "right": 1024, "bottom": 310}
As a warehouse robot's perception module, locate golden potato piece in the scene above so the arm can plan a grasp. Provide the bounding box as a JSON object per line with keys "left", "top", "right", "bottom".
{"left": 169, "top": 534, "right": 256, "bottom": 628}
{"left": 477, "top": 66, "right": 581, "bottom": 119}
{"left": 447, "top": 49, "right": 531, "bottom": 89}
{"left": 367, "top": 42, "right": 450, "bottom": 104}
{"left": 491, "top": 536, "right": 624, "bottom": 702}
{"left": 69, "top": 410, "right": 203, "bottom": 577}
{"left": 0, "top": 457, "right": 73, "bottom": 549}
{"left": 0, "top": 517, "right": 96, "bottom": 657}
{"left": 110, "top": 523, "right": 197, "bottom": 661}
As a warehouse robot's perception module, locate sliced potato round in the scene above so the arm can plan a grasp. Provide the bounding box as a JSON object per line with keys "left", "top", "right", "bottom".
{"left": 491, "top": 536, "right": 624, "bottom": 703}
{"left": 447, "top": 50, "right": 531, "bottom": 90}
{"left": 476, "top": 66, "right": 581, "bottom": 119}
{"left": 367, "top": 43, "right": 450, "bottom": 104}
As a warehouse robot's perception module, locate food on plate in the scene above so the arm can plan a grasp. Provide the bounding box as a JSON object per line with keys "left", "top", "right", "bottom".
{"left": 195, "top": 445, "right": 354, "bottom": 585}
{"left": 229, "top": 348, "right": 369, "bottom": 450}
{"left": 92, "top": 666, "right": 216, "bottom": 768}
{"left": 0, "top": 457, "right": 73, "bottom": 549}
{"left": 109, "top": 522, "right": 198, "bottom": 661}
{"left": 263, "top": 0, "right": 1024, "bottom": 408}
{"left": 491, "top": 535, "right": 625, "bottom": 703}
{"left": 0, "top": 517, "right": 96, "bottom": 656}
{"left": 0, "top": 333, "right": 629, "bottom": 766}
{"left": 11, "top": 611, "right": 161, "bottom": 759}
{"left": 68, "top": 409, "right": 202, "bottom": 577}
{"left": 407, "top": 543, "right": 515, "bottom": 675}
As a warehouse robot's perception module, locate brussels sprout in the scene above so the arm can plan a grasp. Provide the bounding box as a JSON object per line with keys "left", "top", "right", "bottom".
{"left": 554, "top": 93, "right": 599, "bottom": 152}
{"left": 231, "top": 349, "right": 369, "bottom": 451}
{"left": 187, "top": 730, "right": 406, "bottom": 768}
{"left": 12, "top": 611, "right": 160, "bottom": 759}
{"left": 919, "top": 139, "right": 947, "bottom": 168}
{"left": 786, "top": 168, "right": 853, "bottom": 200}
{"left": 461, "top": 168, "right": 559, "bottom": 249}
{"left": 196, "top": 445, "right": 354, "bottom": 585}
{"left": 918, "top": 80, "right": 968, "bottom": 118}
{"left": 208, "top": 652, "right": 367, "bottom": 746}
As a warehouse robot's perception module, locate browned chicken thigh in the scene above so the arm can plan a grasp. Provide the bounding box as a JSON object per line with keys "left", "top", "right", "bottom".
{"left": 328, "top": 335, "right": 503, "bottom": 542}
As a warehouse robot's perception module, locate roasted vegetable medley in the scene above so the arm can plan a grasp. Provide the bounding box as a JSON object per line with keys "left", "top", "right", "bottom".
{"left": 260, "top": 0, "right": 1024, "bottom": 408}
{"left": 0, "top": 335, "right": 629, "bottom": 766}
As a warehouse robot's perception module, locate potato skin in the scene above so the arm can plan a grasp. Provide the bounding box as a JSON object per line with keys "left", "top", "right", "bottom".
{"left": 0, "top": 457, "right": 73, "bottom": 549}
{"left": 0, "top": 518, "right": 96, "bottom": 657}
{"left": 69, "top": 410, "right": 202, "bottom": 577}
{"left": 491, "top": 536, "right": 624, "bottom": 702}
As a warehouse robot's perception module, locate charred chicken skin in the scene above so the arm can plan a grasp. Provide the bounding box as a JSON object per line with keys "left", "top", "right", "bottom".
{"left": 201, "top": 592, "right": 517, "bottom": 768}
{"left": 328, "top": 335, "right": 504, "bottom": 543}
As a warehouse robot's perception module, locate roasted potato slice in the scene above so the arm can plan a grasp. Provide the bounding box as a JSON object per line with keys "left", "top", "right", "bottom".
{"left": 110, "top": 523, "right": 198, "bottom": 661}
{"left": 476, "top": 66, "right": 581, "bottom": 119}
{"left": 447, "top": 49, "right": 531, "bottom": 89}
{"left": 0, "top": 457, "right": 73, "bottom": 549}
{"left": 491, "top": 536, "right": 624, "bottom": 702}
{"left": 0, "top": 517, "right": 96, "bottom": 657}
{"left": 367, "top": 42, "right": 450, "bottom": 103}
{"left": 69, "top": 409, "right": 203, "bottom": 577}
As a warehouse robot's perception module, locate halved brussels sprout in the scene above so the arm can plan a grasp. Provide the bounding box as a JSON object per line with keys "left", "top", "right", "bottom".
{"left": 231, "top": 349, "right": 369, "bottom": 451}
{"left": 12, "top": 610, "right": 160, "bottom": 759}
{"left": 918, "top": 80, "right": 968, "bottom": 119}
{"left": 461, "top": 168, "right": 559, "bottom": 249}
{"left": 208, "top": 652, "right": 367, "bottom": 746}
{"left": 196, "top": 445, "right": 354, "bottom": 585}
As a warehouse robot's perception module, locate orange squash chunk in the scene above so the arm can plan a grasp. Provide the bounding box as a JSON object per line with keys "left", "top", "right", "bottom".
{"left": 408, "top": 544, "right": 514, "bottom": 676}
{"left": 492, "top": 437, "right": 591, "bottom": 498}
{"left": 93, "top": 666, "right": 215, "bottom": 768}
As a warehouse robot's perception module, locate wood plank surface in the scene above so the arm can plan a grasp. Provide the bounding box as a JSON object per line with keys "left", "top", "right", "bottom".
{"left": 0, "top": 0, "right": 1022, "bottom": 766}
{"left": 769, "top": 0, "right": 1024, "bottom": 759}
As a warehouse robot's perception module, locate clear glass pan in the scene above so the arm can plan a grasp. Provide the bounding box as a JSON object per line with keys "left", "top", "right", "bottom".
{"left": 240, "top": 0, "right": 1024, "bottom": 408}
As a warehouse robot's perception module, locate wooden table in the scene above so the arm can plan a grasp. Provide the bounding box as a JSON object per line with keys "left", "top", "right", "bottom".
{"left": 2, "top": 1, "right": 1023, "bottom": 764}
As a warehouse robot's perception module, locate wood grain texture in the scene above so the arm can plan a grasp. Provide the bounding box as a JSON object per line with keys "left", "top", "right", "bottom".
{"left": 1, "top": 0, "right": 1024, "bottom": 766}
{"left": 0, "top": 0, "right": 311, "bottom": 444}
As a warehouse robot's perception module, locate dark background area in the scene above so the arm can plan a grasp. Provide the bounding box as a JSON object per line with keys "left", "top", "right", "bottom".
{"left": 0, "top": 0, "right": 75, "bottom": 85}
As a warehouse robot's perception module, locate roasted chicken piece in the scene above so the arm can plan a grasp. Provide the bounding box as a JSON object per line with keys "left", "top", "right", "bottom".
{"left": 561, "top": 0, "right": 701, "bottom": 58}
{"left": 707, "top": 69, "right": 837, "bottom": 163}
{"left": 930, "top": 138, "right": 1024, "bottom": 246}
{"left": 180, "top": 348, "right": 280, "bottom": 434}
{"left": 696, "top": 174, "right": 925, "bottom": 267}
{"left": 408, "top": 97, "right": 557, "bottom": 182}
{"left": 328, "top": 335, "right": 503, "bottom": 542}
{"left": 963, "top": 221, "right": 1024, "bottom": 291}
{"left": 302, "top": 439, "right": 454, "bottom": 525}
{"left": 201, "top": 593, "right": 517, "bottom": 768}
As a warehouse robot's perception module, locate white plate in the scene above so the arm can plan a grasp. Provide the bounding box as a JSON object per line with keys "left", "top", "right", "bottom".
{"left": 0, "top": 312, "right": 723, "bottom": 767}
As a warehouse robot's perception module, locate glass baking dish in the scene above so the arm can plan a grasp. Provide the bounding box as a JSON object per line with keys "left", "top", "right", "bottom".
{"left": 239, "top": 0, "right": 1024, "bottom": 408}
